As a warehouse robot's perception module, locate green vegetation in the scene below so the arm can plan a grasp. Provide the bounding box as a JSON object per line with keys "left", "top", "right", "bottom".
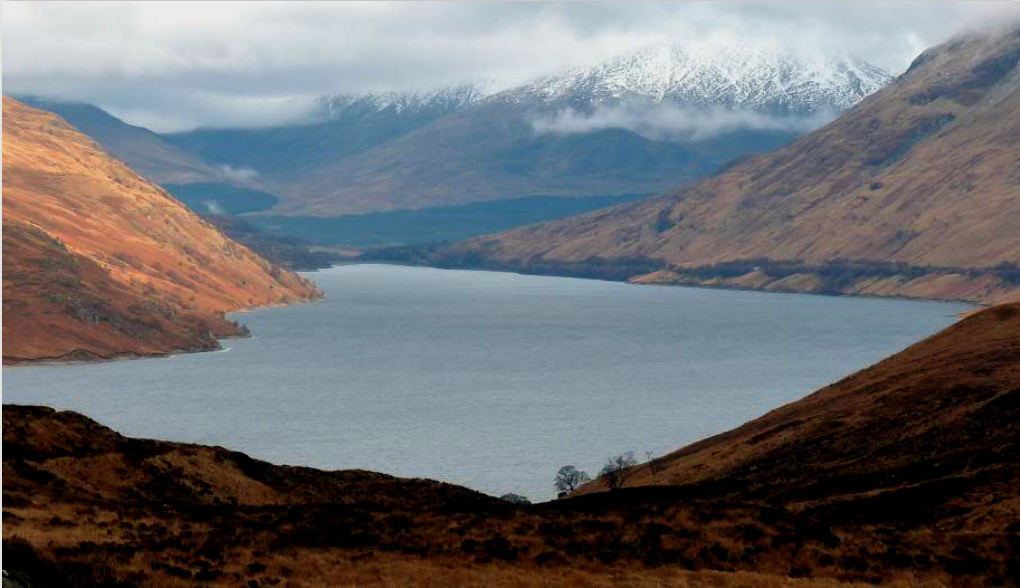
{"left": 365, "top": 243, "right": 665, "bottom": 282}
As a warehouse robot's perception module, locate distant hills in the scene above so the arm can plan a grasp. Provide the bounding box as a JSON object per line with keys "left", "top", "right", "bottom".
{"left": 1, "top": 98, "right": 320, "bottom": 363}
{"left": 20, "top": 41, "right": 890, "bottom": 226}
{"left": 435, "top": 24, "right": 1020, "bottom": 304}
{"left": 265, "top": 42, "right": 890, "bottom": 215}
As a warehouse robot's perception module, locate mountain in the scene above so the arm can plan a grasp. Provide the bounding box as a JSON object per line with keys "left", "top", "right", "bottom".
{"left": 436, "top": 24, "right": 1020, "bottom": 304}
{"left": 163, "top": 82, "right": 494, "bottom": 185}
{"left": 5, "top": 302, "right": 1018, "bottom": 585}
{"left": 13, "top": 96, "right": 233, "bottom": 186}
{"left": 21, "top": 44, "right": 890, "bottom": 236}
{"left": 1, "top": 97, "right": 320, "bottom": 363}
{"left": 275, "top": 44, "right": 890, "bottom": 216}
{"left": 318, "top": 82, "right": 495, "bottom": 118}
{"left": 503, "top": 40, "right": 889, "bottom": 113}
{"left": 13, "top": 96, "right": 286, "bottom": 218}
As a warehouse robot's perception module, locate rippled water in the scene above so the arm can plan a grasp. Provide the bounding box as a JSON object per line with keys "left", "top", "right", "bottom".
{"left": 3, "top": 264, "right": 967, "bottom": 501}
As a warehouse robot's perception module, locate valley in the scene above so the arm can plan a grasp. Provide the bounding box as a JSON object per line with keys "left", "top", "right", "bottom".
{"left": 3, "top": 4, "right": 1018, "bottom": 587}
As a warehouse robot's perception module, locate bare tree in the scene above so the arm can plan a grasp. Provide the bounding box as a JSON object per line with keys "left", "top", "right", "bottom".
{"left": 554, "top": 465, "right": 592, "bottom": 496}
{"left": 600, "top": 451, "right": 638, "bottom": 491}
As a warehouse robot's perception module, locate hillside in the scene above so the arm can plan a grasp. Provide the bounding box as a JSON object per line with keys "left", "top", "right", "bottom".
{"left": 14, "top": 97, "right": 234, "bottom": 186}
{"left": 588, "top": 300, "right": 1020, "bottom": 499}
{"left": 4, "top": 302, "right": 1019, "bottom": 586}
{"left": 439, "top": 23, "right": 1020, "bottom": 304}
{"left": 1, "top": 97, "right": 320, "bottom": 363}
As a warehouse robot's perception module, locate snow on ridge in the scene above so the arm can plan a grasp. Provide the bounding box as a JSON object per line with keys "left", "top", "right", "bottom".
{"left": 505, "top": 41, "right": 893, "bottom": 114}
{"left": 313, "top": 41, "right": 893, "bottom": 121}
{"left": 318, "top": 80, "right": 499, "bottom": 119}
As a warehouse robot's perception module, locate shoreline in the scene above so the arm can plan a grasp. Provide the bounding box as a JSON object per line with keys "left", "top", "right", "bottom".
{"left": 4, "top": 293, "right": 325, "bottom": 368}
{"left": 346, "top": 260, "right": 987, "bottom": 308}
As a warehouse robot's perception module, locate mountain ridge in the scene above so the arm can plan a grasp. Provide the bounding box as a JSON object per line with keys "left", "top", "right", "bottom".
{"left": 435, "top": 23, "right": 1020, "bottom": 304}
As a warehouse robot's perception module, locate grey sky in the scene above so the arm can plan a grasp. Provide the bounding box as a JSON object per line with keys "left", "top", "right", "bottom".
{"left": 3, "top": 1, "right": 1015, "bottom": 132}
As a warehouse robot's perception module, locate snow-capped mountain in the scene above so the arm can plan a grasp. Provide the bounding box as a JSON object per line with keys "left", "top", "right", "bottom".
{"left": 126, "top": 39, "right": 898, "bottom": 219}
{"left": 311, "top": 41, "right": 890, "bottom": 123}
{"left": 316, "top": 81, "right": 497, "bottom": 120}
{"left": 501, "top": 41, "right": 892, "bottom": 114}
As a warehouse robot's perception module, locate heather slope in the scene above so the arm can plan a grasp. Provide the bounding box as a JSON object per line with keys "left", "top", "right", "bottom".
{"left": 1, "top": 97, "right": 320, "bottom": 362}
{"left": 2, "top": 221, "right": 234, "bottom": 362}
{"left": 588, "top": 301, "right": 1020, "bottom": 501}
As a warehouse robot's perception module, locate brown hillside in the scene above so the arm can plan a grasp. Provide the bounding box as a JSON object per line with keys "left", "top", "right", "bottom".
{"left": 2, "top": 405, "right": 882, "bottom": 588}
{"left": 444, "top": 23, "right": 1020, "bottom": 303}
{"left": 2, "top": 97, "right": 320, "bottom": 363}
{"left": 3, "top": 221, "right": 228, "bottom": 362}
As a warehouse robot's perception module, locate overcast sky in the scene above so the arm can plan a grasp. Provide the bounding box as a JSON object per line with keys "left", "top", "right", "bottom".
{"left": 3, "top": 1, "right": 1016, "bottom": 132}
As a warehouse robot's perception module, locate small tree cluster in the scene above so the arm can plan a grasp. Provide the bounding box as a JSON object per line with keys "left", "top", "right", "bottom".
{"left": 600, "top": 451, "right": 638, "bottom": 491}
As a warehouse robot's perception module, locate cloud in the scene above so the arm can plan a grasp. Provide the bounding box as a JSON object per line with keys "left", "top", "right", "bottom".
{"left": 530, "top": 104, "right": 836, "bottom": 142}
{"left": 202, "top": 200, "right": 226, "bottom": 215}
{"left": 218, "top": 164, "right": 260, "bottom": 182}
{"left": 3, "top": 1, "right": 1015, "bottom": 131}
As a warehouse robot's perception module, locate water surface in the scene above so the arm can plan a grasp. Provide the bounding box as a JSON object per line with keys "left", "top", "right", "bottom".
{"left": 3, "top": 264, "right": 967, "bottom": 501}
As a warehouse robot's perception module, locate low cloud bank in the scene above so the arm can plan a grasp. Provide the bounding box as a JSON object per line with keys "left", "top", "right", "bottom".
{"left": 530, "top": 104, "right": 836, "bottom": 142}
{"left": 218, "top": 164, "right": 260, "bottom": 182}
